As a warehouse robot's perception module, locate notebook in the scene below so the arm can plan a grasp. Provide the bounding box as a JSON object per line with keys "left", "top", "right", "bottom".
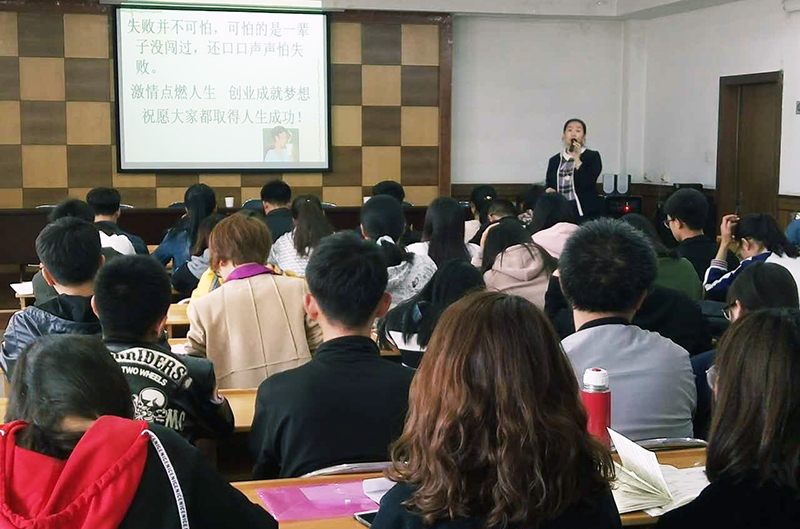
{"left": 609, "top": 428, "right": 710, "bottom": 516}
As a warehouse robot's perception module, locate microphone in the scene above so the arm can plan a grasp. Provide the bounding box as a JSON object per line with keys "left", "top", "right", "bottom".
{"left": 569, "top": 139, "right": 579, "bottom": 154}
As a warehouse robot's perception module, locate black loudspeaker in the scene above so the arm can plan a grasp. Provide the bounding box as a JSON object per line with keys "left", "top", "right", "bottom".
{"left": 604, "top": 196, "right": 643, "bottom": 218}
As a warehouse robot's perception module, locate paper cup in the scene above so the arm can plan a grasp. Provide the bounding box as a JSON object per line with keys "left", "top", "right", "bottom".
{"left": 225, "top": 196, "right": 235, "bottom": 208}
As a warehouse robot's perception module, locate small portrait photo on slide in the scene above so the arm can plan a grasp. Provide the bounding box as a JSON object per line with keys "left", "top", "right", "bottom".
{"left": 263, "top": 126, "right": 300, "bottom": 163}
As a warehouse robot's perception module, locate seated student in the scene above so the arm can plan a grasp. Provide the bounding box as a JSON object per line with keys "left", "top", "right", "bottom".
{"left": 529, "top": 193, "right": 580, "bottom": 258}
{"left": 622, "top": 213, "right": 703, "bottom": 300}
{"left": 260, "top": 180, "right": 293, "bottom": 241}
{"left": 468, "top": 198, "right": 519, "bottom": 246}
{"left": 185, "top": 214, "right": 322, "bottom": 388}
{"left": 32, "top": 200, "right": 123, "bottom": 304}
{"left": 691, "top": 262, "right": 799, "bottom": 440}
{"left": 406, "top": 197, "right": 480, "bottom": 266}
{"left": 372, "top": 181, "right": 421, "bottom": 244}
{"left": 658, "top": 309, "right": 800, "bottom": 528}
{"left": 1, "top": 218, "right": 103, "bottom": 380}
{"left": 2, "top": 334, "right": 277, "bottom": 529}
{"left": 372, "top": 291, "right": 620, "bottom": 529}
{"left": 517, "top": 184, "right": 545, "bottom": 229}
{"left": 559, "top": 219, "right": 696, "bottom": 440}
{"left": 250, "top": 232, "right": 415, "bottom": 478}
{"left": 464, "top": 185, "right": 497, "bottom": 244}
{"left": 664, "top": 188, "right": 738, "bottom": 279}
{"left": 172, "top": 213, "right": 225, "bottom": 299}
{"left": 474, "top": 221, "right": 556, "bottom": 309}
{"left": 379, "top": 260, "right": 485, "bottom": 368}
{"left": 93, "top": 255, "right": 234, "bottom": 442}
{"left": 152, "top": 183, "right": 216, "bottom": 271}
{"left": 361, "top": 196, "right": 437, "bottom": 309}
{"left": 268, "top": 195, "right": 333, "bottom": 276}
{"left": 705, "top": 213, "right": 800, "bottom": 301}
{"left": 87, "top": 187, "right": 147, "bottom": 255}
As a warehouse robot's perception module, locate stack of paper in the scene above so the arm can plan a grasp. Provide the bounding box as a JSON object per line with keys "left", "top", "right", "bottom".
{"left": 609, "top": 428, "right": 709, "bottom": 516}
{"left": 10, "top": 282, "right": 33, "bottom": 297}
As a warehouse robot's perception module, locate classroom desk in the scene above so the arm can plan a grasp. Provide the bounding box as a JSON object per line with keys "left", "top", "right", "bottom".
{"left": 232, "top": 448, "right": 708, "bottom": 528}
{"left": 15, "top": 292, "right": 33, "bottom": 310}
{"left": 166, "top": 304, "right": 189, "bottom": 337}
{"left": 219, "top": 388, "right": 257, "bottom": 433}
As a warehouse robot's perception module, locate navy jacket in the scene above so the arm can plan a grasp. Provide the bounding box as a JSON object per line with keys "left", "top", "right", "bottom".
{"left": 1, "top": 295, "right": 101, "bottom": 380}
{"left": 96, "top": 220, "right": 148, "bottom": 255}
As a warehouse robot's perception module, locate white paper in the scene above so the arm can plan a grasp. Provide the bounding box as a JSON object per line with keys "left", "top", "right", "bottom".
{"left": 608, "top": 428, "right": 671, "bottom": 497}
{"left": 611, "top": 463, "right": 670, "bottom": 514}
{"left": 10, "top": 282, "right": 33, "bottom": 296}
{"left": 362, "top": 477, "right": 395, "bottom": 505}
{"left": 170, "top": 342, "right": 187, "bottom": 355}
{"left": 644, "top": 466, "right": 709, "bottom": 516}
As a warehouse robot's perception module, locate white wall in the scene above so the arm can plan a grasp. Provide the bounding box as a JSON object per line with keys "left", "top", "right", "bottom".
{"left": 451, "top": 17, "right": 624, "bottom": 184}
{"left": 637, "top": 0, "right": 799, "bottom": 193}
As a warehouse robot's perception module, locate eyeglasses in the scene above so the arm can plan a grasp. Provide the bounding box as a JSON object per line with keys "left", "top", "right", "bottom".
{"left": 722, "top": 303, "right": 735, "bottom": 321}
{"left": 663, "top": 217, "right": 674, "bottom": 228}
{"left": 706, "top": 365, "right": 718, "bottom": 391}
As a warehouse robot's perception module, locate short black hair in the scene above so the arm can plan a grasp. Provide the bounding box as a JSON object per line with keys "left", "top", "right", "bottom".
{"left": 487, "top": 199, "right": 518, "bottom": 219}
{"left": 372, "top": 181, "right": 405, "bottom": 204}
{"left": 86, "top": 187, "right": 121, "bottom": 216}
{"left": 563, "top": 118, "right": 587, "bottom": 135}
{"left": 94, "top": 255, "right": 172, "bottom": 340}
{"left": 663, "top": 189, "right": 708, "bottom": 231}
{"left": 49, "top": 199, "right": 94, "bottom": 223}
{"left": 260, "top": 180, "right": 292, "bottom": 205}
{"left": 36, "top": 217, "right": 102, "bottom": 286}
{"left": 306, "top": 231, "right": 388, "bottom": 329}
{"left": 560, "top": 218, "right": 657, "bottom": 313}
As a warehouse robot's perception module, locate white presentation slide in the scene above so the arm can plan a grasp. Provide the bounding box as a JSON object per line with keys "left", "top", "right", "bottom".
{"left": 116, "top": 8, "right": 329, "bottom": 171}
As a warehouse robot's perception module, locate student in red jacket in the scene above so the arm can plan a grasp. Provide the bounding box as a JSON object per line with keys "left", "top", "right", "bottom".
{"left": 1, "top": 334, "right": 276, "bottom": 529}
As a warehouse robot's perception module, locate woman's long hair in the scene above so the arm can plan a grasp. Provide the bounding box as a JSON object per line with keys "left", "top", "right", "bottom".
{"left": 183, "top": 183, "right": 217, "bottom": 247}
{"left": 527, "top": 193, "right": 577, "bottom": 234}
{"left": 621, "top": 213, "right": 679, "bottom": 259}
{"left": 481, "top": 220, "right": 557, "bottom": 275}
{"left": 735, "top": 213, "right": 799, "bottom": 258}
{"left": 388, "top": 291, "right": 615, "bottom": 527}
{"left": 422, "top": 197, "right": 470, "bottom": 267}
{"left": 361, "top": 195, "right": 412, "bottom": 267}
{"left": 379, "top": 260, "right": 485, "bottom": 350}
{"left": 291, "top": 195, "right": 333, "bottom": 257}
{"left": 707, "top": 308, "right": 800, "bottom": 491}
{"left": 191, "top": 213, "right": 226, "bottom": 257}
{"left": 7, "top": 335, "right": 134, "bottom": 459}
{"left": 470, "top": 185, "right": 497, "bottom": 225}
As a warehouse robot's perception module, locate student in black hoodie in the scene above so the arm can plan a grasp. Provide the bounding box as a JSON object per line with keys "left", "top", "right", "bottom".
{"left": 1, "top": 334, "right": 276, "bottom": 529}
{"left": 1, "top": 217, "right": 103, "bottom": 380}
{"left": 87, "top": 187, "right": 148, "bottom": 255}
{"left": 93, "top": 255, "right": 234, "bottom": 443}
{"left": 250, "top": 232, "right": 415, "bottom": 478}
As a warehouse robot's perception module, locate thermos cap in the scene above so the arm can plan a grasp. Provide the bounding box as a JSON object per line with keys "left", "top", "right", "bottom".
{"left": 583, "top": 367, "right": 609, "bottom": 389}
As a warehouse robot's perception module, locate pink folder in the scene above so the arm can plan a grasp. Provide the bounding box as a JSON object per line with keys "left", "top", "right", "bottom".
{"left": 257, "top": 480, "right": 379, "bottom": 521}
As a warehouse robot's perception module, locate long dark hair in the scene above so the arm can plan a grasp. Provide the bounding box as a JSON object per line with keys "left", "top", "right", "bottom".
{"left": 422, "top": 197, "right": 470, "bottom": 267}
{"left": 291, "top": 195, "right": 333, "bottom": 257}
{"left": 518, "top": 185, "right": 545, "bottom": 214}
{"left": 621, "top": 213, "right": 679, "bottom": 259}
{"left": 6, "top": 335, "right": 134, "bottom": 459}
{"left": 482, "top": 220, "right": 557, "bottom": 275}
{"left": 379, "top": 260, "right": 485, "bottom": 350}
{"left": 527, "top": 193, "right": 577, "bottom": 234}
{"left": 726, "top": 262, "right": 800, "bottom": 310}
{"left": 361, "top": 195, "right": 412, "bottom": 267}
{"left": 191, "top": 213, "right": 226, "bottom": 256}
{"left": 708, "top": 308, "right": 800, "bottom": 490}
{"left": 183, "top": 183, "right": 217, "bottom": 247}
{"left": 735, "top": 213, "right": 799, "bottom": 258}
{"left": 470, "top": 185, "right": 497, "bottom": 225}
{"left": 388, "top": 291, "right": 615, "bottom": 527}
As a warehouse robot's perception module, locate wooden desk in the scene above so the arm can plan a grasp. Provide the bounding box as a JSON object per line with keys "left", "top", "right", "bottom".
{"left": 0, "top": 397, "right": 6, "bottom": 420}
{"left": 232, "top": 448, "right": 707, "bottom": 528}
{"left": 220, "top": 388, "right": 257, "bottom": 433}
{"left": 147, "top": 244, "right": 157, "bottom": 254}
{"left": 166, "top": 304, "right": 189, "bottom": 337}
{"left": 15, "top": 292, "right": 33, "bottom": 310}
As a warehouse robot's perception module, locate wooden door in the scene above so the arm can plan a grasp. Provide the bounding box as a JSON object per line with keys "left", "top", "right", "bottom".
{"left": 715, "top": 71, "right": 782, "bottom": 222}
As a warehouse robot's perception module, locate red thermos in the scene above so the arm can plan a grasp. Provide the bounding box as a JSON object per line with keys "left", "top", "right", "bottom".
{"left": 581, "top": 367, "right": 611, "bottom": 447}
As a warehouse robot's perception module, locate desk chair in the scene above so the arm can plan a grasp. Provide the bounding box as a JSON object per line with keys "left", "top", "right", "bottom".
{"left": 321, "top": 202, "right": 337, "bottom": 208}
{"left": 120, "top": 204, "right": 134, "bottom": 209}
{"left": 301, "top": 461, "right": 391, "bottom": 478}
{"left": 169, "top": 201, "right": 185, "bottom": 209}
{"left": 35, "top": 204, "right": 55, "bottom": 209}
{"left": 242, "top": 199, "right": 263, "bottom": 211}
{"left": 635, "top": 438, "right": 707, "bottom": 452}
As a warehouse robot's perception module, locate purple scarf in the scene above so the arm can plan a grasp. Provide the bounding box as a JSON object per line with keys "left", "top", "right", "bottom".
{"left": 226, "top": 263, "right": 277, "bottom": 282}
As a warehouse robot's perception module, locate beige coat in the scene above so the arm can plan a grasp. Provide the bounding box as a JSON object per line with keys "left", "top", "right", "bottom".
{"left": 185, "top": 273, "right": 323, "bottom": 389}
